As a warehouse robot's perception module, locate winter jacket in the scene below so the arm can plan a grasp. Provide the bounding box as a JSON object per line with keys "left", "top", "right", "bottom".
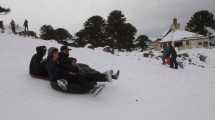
{"left": 169, "top": 46, "right": 177, "bottom": 58}
{"left": 46, "top": 58, "right": 70, "bottom": 82}
{"left": 46, "top": 58, "right": 94, "bottom": 93}
{"left": 163, "top": 47, "right": 170, "bottom": 57}
{"left": 58, "top": 52, "right": 79, "bottom": 73}
{"left": 29, "top": 53, "right": 48, "bottom": 77}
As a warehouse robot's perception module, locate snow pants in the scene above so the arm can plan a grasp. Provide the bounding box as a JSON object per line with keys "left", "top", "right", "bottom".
{"left": 170, "top": 56, "right": 178, "bottom": 69}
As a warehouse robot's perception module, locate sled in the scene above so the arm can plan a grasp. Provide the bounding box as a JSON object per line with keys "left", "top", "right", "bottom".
{"left": 30, "top": 74, "right": 49, "bottom": 81}
{"left": 165, "top": 57, "right": 171, "bottom": 65}
{"left": 90, "top": 84, "right": 106, "bottom": 96}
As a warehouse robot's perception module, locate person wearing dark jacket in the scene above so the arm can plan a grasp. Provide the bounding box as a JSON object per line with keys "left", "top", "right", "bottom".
{"left": 10, "top": 19, "right": 16, "bottom": 34}
{"left": 169, "top": 44, "right": 178, "bottom": 69}
{"left": 23, "top": 19, "right": 29, "bottom": 32}
{"left": 47, "top": 47, "right": 119, "bottom": 93}
{"left": 29, "top": 46, "right": 48, "bottom": 78}
{"left": 58, "top": 46, "right": 79, "bottom": 73}
{"left": 162, "top": 44, "right": 170, "bottom": 64}
{"left": 59, "top": 46, "right": 120, "bottom": 80}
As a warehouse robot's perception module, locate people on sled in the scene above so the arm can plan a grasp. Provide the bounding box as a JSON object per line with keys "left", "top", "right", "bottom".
{"left": 59, "top": 46, "right": 118, "bottom": 76}
{"left": 46, "top": 47, "right": 120, "bottom": 93}
{"left": 29, "top": 46, "right": 48, "bottom": 79}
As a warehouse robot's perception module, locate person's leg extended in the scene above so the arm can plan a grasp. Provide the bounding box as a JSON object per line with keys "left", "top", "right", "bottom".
{"left": 80, "top": 72, "right": 108, "bottom": 82}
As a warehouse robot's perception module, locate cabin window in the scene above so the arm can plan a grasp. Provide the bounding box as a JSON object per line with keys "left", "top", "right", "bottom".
{"left": 186, "top": 41, "right": 190, "bottom": 46}
{"left": 174, "top": 41, "right": 183, "bottom": 47}
{"left": 203, "top": 41, "right": 208, "bottom": 48}
{"left": 198, "top": 42, "right": 202, "bottom": 45}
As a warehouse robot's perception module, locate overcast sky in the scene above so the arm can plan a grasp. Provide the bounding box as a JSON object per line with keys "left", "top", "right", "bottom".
{"left": 1, "top": 0, "right": 215, "bottom": 38}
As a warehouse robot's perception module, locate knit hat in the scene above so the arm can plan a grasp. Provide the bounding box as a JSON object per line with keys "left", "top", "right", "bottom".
{"left": 36, "top": 46, "right": 46, "bottom": 55}
{"left": 48, "top": 47, "right": 58, "bottom": 58}
{"left": 60, "top": 45, "right": 72, "bottom": 52}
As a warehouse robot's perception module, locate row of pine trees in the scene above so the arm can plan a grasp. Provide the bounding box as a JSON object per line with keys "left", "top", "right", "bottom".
{"left": 39, "top": 10, "right": 151, "bottom": 53}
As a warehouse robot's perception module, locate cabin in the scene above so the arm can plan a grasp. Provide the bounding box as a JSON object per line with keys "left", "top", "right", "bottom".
{"left": 160, "top": 18, "right": 210, "bottom": 50}
{"left": 149, "top": 38, "right": 161, "bottom": 51}
{"left": 206, "top": 27, "right": 215, "bottom": 47}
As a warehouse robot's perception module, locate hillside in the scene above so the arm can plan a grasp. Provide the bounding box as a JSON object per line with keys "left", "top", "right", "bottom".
{"left": 0, "top": 33, "right": 215, "bottom": 120}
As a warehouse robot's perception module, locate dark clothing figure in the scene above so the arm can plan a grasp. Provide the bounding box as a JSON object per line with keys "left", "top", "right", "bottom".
{"left": 58, "top": 52, "right": 79, "bottom": 73}
{"left": 162, "top": 46, "right": 170, "bottom": 64}
{"left": 29, "top": 46, "right": 48, "bottom": 78}
{"left": 10, "top": 20, "right": 16, "bottom": 34}
{"left": 58, "top": 52, "right": 108, "bottom": 82}
{"left": 24, "top": 20, "right": 28, "bottom": 32}
{"left": 0, "top": 21, "right": 4, "bottom": 33}
{"left": 169, "top": 46, "right": 178, "bottom": 69}
{"left": 46, "top": 47, "right": 110, "bottom": 94}
{"left": 47, "top": 56, "right": 108, "bottom": 93}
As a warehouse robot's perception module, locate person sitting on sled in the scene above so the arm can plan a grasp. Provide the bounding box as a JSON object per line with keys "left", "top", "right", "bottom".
{"left": 29, "top": 46, "right": 48, "bottom": 78}
{"left": 59, "top": 45, "right": 119, "bottom": 77}
{"left": 58, "top": 46, "right": 79, "bottom": 73}
{"left": 46, "top": 47, "right": 120, "bottom": 93}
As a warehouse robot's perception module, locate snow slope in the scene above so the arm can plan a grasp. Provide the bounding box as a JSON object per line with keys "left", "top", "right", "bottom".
{"left": 0, "top": 33, "right": 215, "bottom": 120}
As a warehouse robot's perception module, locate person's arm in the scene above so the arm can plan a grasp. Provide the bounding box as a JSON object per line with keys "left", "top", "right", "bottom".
{"left": 60, "top": 58, "right": 79, "bottom": 73}
{"left": 69, "top": 57, "right": 77, "bottom": 64}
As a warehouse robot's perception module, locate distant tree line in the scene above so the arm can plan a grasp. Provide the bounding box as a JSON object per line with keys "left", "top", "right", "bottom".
{"left": 39, "top": 10, "right": 151, "bottom": 53}
{"left": 40, "top": 25, "right": 72, "bottom": 41}
{"left": 0, "top": 6, "right": 10, "bottom": 14}
{"left": 2, "top": 5, "right": 214, "bottom": 53}
{"left": 38, "top": 10, "right": 215, "bottom": 53}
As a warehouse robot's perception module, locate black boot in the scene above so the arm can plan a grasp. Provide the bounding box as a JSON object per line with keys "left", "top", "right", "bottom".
{"left": 112, "top": 70, "right": 120, "bottom": 80}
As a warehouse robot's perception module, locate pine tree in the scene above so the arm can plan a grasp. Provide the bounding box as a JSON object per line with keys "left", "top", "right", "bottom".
{"left": 40, "top": 25, "right": 55, "bottom": 40}
{"left": 0, "top": 6, "right": 10, "bottom": 32}
{"left": 106, "top": 10, "right": 137, "bottom": 53}
{"left": 0, "top": 6, "right": 10, "bottom": 14}
{"left": 54, "top": 28, "right": 72, "bottom": 41}
{"left": 135, "top": 35, "right": 151, "bottom": 51}
{"left": 76, "top": 16, "right": 106, "bottom": 48}
{"left": 185, "top": 10, "right": 215, "bottom": 35}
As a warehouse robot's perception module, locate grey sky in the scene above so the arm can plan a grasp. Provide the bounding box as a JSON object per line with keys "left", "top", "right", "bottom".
{"left": 1, "top": 0, "right": 215, "bottom": 38}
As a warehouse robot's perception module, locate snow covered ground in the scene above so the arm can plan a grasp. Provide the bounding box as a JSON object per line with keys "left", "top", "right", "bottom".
{"left": 0, "top": 33, "right": 215, "bottom": 120}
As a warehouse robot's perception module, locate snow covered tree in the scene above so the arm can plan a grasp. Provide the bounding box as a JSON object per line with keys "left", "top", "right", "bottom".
{"left": 76, "top": 16, "right": 106, "bottom": 48}
{"left": 106, "top": 10, "right": 136, "bottom": 53}
{"left": 75, "top": 29, "right": 89, "bottom": 47}
{"left": 106, "top": 10, "right": 125, "bottom": 53}
{"left": 40, "top": 25, "right": 55, "bottom": 40}
{"left": 54, "top": 28, "right": 72, "bottom": 41}
{"left": 0, "top": 6, "right": 10, "bottom": 32}
{"left": 40, "top": 25, "right": 72, "bottom": 41}
{"left": 135, "top": 35, "right": 151, "bottom": 51}
{"left": 185, "top": 10, "right": 215, "bottom": 35}
{"left": 117, "top": 23, "right": 137, "bottom": 51}
{"left": 0, "top": 6, "right": 10, "bottom": 14}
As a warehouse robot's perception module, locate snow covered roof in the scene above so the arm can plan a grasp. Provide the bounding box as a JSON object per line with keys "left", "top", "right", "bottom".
{"left": 161, "top": 30, "right": 204, "bottom": 42}
{"left": 206, "top": 27, "right": 215, "bottom": 36}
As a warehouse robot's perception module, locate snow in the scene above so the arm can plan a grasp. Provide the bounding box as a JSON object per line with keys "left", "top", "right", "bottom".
{"left": 161, "top": 30, "right": 204, "bottom": 42}
{"left": 206, "top": 27, "right": 215, "bottom": 36}
{"left": 0, "top": 33, "right": 215, "bottom": 120}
